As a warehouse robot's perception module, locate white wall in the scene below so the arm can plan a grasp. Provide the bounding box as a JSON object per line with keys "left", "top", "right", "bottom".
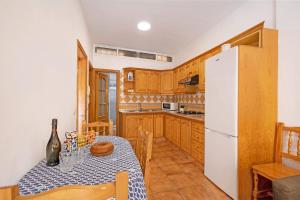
{"left": 0, "top": 0, "right": 92, "bottom": 186}
{"left": 277, "top": 1, "right": 300, "bottom": 126}
{"left": 175, "top": 0, "right": 275, "bottom": 65}
{"left": 93, "top": 53, "right": 175, "bottom": 70}
{"left": 174, "top": 0, "right": 300, "bottom": 126}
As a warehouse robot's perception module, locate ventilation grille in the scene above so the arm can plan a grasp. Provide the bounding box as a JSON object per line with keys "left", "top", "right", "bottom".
{"left": 94, "top": 45, "right": 172, "bottom": 62}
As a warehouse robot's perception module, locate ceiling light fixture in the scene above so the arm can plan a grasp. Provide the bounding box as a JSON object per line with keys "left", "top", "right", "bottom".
{"left": 137, "top": 21, "right": 151, "bottom": 31}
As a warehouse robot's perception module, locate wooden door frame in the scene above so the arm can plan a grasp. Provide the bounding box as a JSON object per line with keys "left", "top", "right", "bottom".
{"left": 76, "top": 40, "right": 88, "bottom": 134}
{"left": 89, "top": 68, "right": 120, "bottom": 135}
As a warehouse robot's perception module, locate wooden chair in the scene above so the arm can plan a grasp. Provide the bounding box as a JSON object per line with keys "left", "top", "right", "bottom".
{"left": 136, "top": 127, "right": 153, "bottom": 190}
{"left": 252, "top": 122, "right": 300, "bottom": 200}
{"left": 15, "top": 171, "right": 128, "bottom": 200}
{"left": 82, "top": 120, "right": 113, "bottom": 136}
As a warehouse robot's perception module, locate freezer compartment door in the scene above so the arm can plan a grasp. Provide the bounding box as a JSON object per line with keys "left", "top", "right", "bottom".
{"left": 205, "top": 47, "right": 238, "bottom": 136}
{"left": 204, "top": 128, "right": 238, "bottom": 199}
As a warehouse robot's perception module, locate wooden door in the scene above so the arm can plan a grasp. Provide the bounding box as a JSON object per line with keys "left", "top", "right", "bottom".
{"left": 77, "top": 41, "right": 88, "bottom": 134}
{"left": 135, "top": 70, "right": 148, "bottom": 93}
{"left": 161, "top": 71, "right": 173, "bottom": 94}
{"left": 125, "top": 115, "right": 140, "bottom": 138}
{"left": 154, "top": 114, "right": 164, "bottom": 138}
{"left": 173, "top": 117, "right": 181, "bottom": 146}
{"left": 148, "top": 71, "right": 160, "bottom": 93}
{"left": 141, "top": 115, "right": 154, "bottom": 133}
{"left": 180, "top": 119, "right": 192, "bottom": 153}
{"left": 95, "top": 73, "right": 109, "bottom": 122}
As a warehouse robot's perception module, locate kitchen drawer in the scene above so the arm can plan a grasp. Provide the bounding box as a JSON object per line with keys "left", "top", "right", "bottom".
{"left": 192, "top": 122, "right": 204, "bottom": 132}
{"left": 191, "top": 140, "right": 204, "bottom": 151}
{"left": 192, "top": 131, "right": 204, "bottom": 141}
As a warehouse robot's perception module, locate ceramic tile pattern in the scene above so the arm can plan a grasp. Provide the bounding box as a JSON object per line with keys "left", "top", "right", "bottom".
{"left": 149, "top": 138, "right": 231, "bottom": 200}
{"left": 119, "top": 70, "right": 205, "bottom": 107}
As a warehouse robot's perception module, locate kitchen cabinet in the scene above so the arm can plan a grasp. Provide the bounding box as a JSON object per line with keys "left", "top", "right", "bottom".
{"left": 160, "top": 71, "right": 173, "bottom": 94}
{"left": 154, "top": 114, "right": 164, "bottom": 138}
{"left": 197, "top": 59, "right": 205, "bottom": 92}
{"left": 148, "top": 71, "right": 161, "bottom": 93}
{"left": 191, "top": 121, "right": 204, "bottom": 166}
{"left": 180, "top": 119, "right": 192, "bottom": 153}
{"left": 135, "top": 70, "right": 148, "bottom": 93}
{"left": 120, "top": 113, "right": 153, "bottom": 151}
{"left": 164, "top": 115, "right": 173, "bottom": 141}
{"left": 173, "top": 117, "right": 181, "bottom": 147}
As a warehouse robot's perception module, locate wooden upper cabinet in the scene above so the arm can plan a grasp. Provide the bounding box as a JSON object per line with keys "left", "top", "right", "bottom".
{"left": 160, "top": 71, "right": 173, "bottom": 94}
{"left": 148, "top": 71, "right": 161, "bottom": 93}
{"left": 135, "top": 70, "right": 149, "bottom": 93}
{"left": 197, "top": 60, "right": 205, "bottom": 92}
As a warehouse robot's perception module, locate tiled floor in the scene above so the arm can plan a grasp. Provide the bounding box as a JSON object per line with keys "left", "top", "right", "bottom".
{"left": 148, "top": 138, "right": 231, "bottom": 200}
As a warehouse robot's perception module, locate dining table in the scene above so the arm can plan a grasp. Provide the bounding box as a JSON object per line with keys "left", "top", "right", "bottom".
{"left": 18, "top": 136, "right": 147, "bottom": 200}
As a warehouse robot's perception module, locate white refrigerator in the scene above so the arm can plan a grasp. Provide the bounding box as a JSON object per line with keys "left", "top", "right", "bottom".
{"left": 204, "top": 47, "right": 238, "bottom": 199}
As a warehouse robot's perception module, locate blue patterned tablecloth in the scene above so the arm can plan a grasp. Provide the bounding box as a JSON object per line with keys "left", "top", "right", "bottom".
{"left": 18, "top": 136, "right": 147, "bottom": 200}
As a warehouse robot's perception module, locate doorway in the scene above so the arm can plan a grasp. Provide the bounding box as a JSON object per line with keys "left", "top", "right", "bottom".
{"left": 88, "top": 68, "right": 120, "bottom": 134}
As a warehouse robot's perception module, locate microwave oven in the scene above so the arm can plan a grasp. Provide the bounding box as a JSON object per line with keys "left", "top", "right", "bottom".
{"left": 162, "top": 102, "right": 178, "bottom": 111}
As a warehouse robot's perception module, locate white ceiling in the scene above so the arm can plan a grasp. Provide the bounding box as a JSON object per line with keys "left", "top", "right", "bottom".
{"left": 80, "top": 0, "right": 244, "bottom": 55}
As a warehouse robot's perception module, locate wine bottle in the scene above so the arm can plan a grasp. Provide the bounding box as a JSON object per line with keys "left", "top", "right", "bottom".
{"left": 46, "top": 119, "right": 61, "bottom": 166}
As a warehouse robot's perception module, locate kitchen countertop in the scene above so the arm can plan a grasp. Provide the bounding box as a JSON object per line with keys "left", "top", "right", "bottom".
{"left": 119, "top": 109, "right": 204, "bottom": 122}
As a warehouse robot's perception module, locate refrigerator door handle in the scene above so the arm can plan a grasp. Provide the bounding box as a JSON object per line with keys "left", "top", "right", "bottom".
{"left": 205, "top": 128, "right": 237, "bottom": 138}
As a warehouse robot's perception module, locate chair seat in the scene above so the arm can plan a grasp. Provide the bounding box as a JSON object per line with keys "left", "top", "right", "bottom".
{"left": 272, "top": 175, "right": 300, "bottom": 200}
{"left": 253, "top": 163, "right": 300, "bottom": 180}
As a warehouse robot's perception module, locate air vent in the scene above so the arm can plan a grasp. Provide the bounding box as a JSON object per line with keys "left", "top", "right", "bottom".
{"left": 157, "top": 55, "right": 173, "bottom": 62}
{"left": 118, "top": 49, "right": 138, "bottom": 58}
{"left": 95, "top": 47, "right": 117, "bottom": 55}
{"left": 139, "top": 52, "right": 156, "bottom": 60}
{"left": 94, "top": 45, "right": 173, "bottom": 62}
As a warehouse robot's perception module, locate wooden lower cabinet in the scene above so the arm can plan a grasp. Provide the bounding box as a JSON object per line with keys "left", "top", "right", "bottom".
{"left": 121, "top": 112, "right": 204, "bottom": 167}
{"left": 180, "top": 119, "right": 192, "bottom": 153}
{"left": 164, "top": 115, "right": 173, "bottom": 141}
{"left": 191, "top": 121, "right": 204, "bottom": 165}
{"left": 173, "top": 118, "right": 181, "bottom": 147}
{"left": 154, "top": 114, "right": 164, "bottom": 138}
{"left": 120, "top": 113, "right": 153, "bottom": 152}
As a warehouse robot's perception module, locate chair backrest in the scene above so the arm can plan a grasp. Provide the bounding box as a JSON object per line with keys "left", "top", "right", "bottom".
{"left": 82, "top": 120, "right": 113, "bottom": 136}
{"left": 15, "top": 171, "right": 128, "bottom": 200}
{"left": 275, "top": 122, "right": 300, "bottom": 163}
{"left": 136, "top": 127, "right": 153, "bottom": 188}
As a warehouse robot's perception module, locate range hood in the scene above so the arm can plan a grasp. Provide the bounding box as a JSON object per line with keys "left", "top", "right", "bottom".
{"left": 178, "top": 74, "right": 199, "bottom": 85}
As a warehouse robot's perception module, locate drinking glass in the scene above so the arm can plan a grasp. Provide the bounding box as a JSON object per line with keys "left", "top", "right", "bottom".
{"left": 59, "top": 152, "right": 76, "bottom": 172}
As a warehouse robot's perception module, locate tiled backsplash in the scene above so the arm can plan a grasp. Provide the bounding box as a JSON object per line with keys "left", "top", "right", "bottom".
{"left": 119, "top": 70, "right": 205, "bottom": 110}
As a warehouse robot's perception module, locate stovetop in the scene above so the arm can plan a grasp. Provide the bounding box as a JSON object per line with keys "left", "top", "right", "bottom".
{"left": 177, "top": 110, "right": 205, "bottom": 115}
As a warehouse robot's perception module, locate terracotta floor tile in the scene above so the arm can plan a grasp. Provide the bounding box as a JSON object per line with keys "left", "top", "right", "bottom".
{"left": 149, "top": 177, "right": 177, "bottom": 193}
{"left": 150, "top": 138, "right": 231, "bottom": 200}
{"left": 167, "top": 173, "right": 198, "bottom": 189}
{"left": 160, "top": 164, "right": 182, "bottom": 175}
{"left": 153, "top": 191, "right": 184, "bottom": 200}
